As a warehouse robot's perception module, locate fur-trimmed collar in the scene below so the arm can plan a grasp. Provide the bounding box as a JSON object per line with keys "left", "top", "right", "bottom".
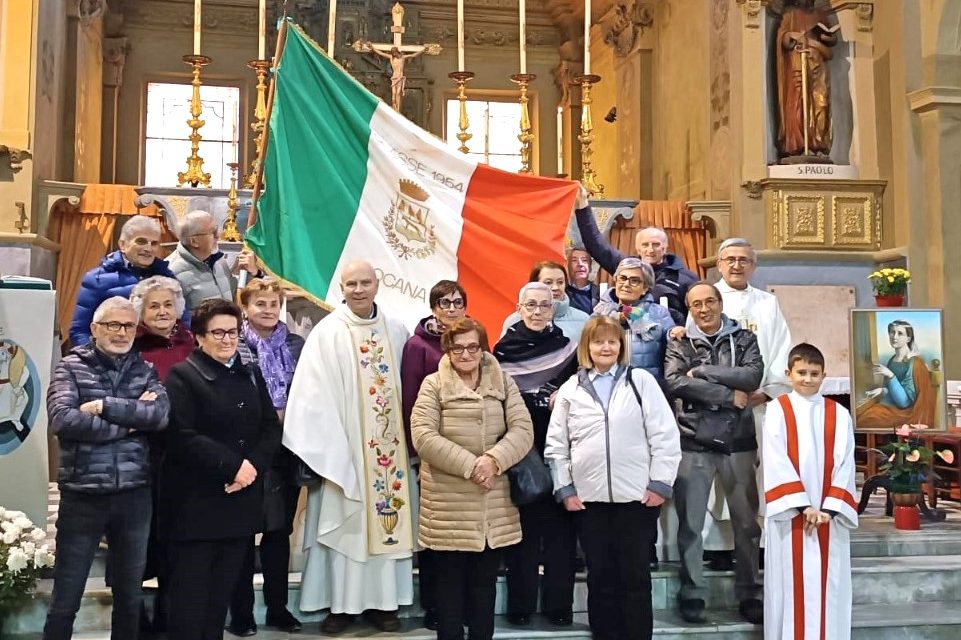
{"left": 436, "top": 352, "right": 506, "bottom": 402}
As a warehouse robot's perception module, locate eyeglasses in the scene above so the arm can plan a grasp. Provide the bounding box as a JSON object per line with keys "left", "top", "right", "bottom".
{"left": 521, "top": 302, "right": 554, "bottom": 313}
{"left": 719, "top": 257, "right": 754, "bottom": 267}
{"left": 449, "top": 343, "right": 482, "bottom": 355}
{"left": 96, "top": 321, "right": 137, "bottom": 334}
{"left": 615, "top": 275, "right": 644, "bottom": 287}
{"left": 437, "top": 297, "right": 465, "bottom": 310}
{"left": 208, "top": 328, "right": 240, "bottom": 341}
{"left": 689, "top": 298, "right": 720, "bottom": 310}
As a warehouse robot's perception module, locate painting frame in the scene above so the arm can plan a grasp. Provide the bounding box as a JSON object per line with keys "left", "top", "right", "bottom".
{"left": 850, "top": 308, "right": 947, "bottom": 432}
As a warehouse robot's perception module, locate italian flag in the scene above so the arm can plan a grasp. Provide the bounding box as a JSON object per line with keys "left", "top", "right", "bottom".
{"left": 245, "top": 22, "right": 579, "bottom": 333}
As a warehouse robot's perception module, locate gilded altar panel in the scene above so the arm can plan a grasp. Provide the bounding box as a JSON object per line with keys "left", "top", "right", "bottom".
{"left": 782, "top": 194, "right": 825, "bottom": 245}
{"left": 831, "top": 195, "right": 876, "bottom": 247}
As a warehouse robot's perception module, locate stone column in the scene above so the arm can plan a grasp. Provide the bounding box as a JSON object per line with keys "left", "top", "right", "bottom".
{"left": 907, "top": 87, "right": 961, "bottom": 374}
{"left": 831, "top": 1, "right": 879, "bottom": 179}
{"left": 73, "top": 4, "right": 104, "bottom": 183}
{"left": 102, "top": 37, "right": 129, "bottom": 184}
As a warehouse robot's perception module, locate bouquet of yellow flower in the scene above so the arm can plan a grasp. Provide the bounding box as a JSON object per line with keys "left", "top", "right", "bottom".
{"left": 868, "top": 267, "right": 911, "bottom": 296}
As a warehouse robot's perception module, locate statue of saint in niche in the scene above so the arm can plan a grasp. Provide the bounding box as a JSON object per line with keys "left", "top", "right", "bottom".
{"left": 775, "top": 0, "right": 839, "bottom": 162}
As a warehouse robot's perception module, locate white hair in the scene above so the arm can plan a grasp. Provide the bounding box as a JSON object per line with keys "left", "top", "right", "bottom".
{"left": 718, "top": 237, "right": 758, "bottom": 261}
{"left": 178, "top": 210, "right": 215, "bottom": 239}
{"left": 92, "top": 296, "right": 136, "bottom": 323}
{"left": 119, "top": 215, "right": 161, "bottom": 242}
{"left": 614, "top": 257, "right": 656, "bottom": 291}
{"left": 129, "top": 276, "right": 186, "bottom": 318}
{"left": 518, "top": 281, "right": 552, "bottom": 303}
{"left": 637, "top": 226, "right": 669, "bottom": 245}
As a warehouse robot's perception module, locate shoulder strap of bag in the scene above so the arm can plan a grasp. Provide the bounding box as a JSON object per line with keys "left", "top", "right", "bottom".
{"left": 626, "top": 365, "right": 644, "bottom": 419}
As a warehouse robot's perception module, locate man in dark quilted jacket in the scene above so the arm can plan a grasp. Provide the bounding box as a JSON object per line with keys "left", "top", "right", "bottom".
{"left": 44, "top": 296, "right": 169, "bottom": 640}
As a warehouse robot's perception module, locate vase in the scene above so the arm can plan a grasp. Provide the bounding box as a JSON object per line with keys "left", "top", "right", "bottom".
{"left": 890, "top": 491, "right": 921, "bottom": 530}
{"left": 378, "top": 507, "right": 399, "bottom": 540}
{"left": 875, "top": 294, "right": 905, "bottom": 307}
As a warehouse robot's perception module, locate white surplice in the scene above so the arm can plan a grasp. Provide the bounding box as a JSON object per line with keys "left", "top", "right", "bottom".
{"left": 762, "top": 392, "right": 858, "bottom": 640}
{"left": 283, "top": 304, "right": 415, "bottom": 614}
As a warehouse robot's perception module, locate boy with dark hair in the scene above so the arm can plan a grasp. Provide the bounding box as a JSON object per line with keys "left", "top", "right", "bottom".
{"left": 762, "top": 342, "right": 857, "bottom": 640}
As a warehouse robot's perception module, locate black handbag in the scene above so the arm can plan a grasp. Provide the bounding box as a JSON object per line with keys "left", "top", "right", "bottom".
{"left": 293, "top": 456, "right": 322, "bottom": 488}
{"left": 506, "top": 447, "right": 553, "bottom": 506}
{"left": 499, "top": 373, "right": 553, "bottom": 505}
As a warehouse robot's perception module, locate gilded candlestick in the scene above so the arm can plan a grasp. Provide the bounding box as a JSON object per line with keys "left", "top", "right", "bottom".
{"left": 244, "top": 59, "right": 271, "bottom": 188}
{"left": 177, "top": 54, "right": 213, "bottom": 188}
{"left": 222, "top": 162, "right": 242, "bottom": 242}
{"left": 511, "top": 73, "right": 536, "bottom": 174}
{"left": 574, "top": 73, "right": 604, "bottom": 196}
{"left": 448, "top": 71, "right": 475, "bottom": 154}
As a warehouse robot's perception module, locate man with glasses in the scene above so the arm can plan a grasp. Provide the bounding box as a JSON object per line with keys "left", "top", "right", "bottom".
{"left": 167, "top": 210, "right": 260, "bottom": 310}
{"left": 572, "top": 187, "right": 698, "bottom": 324}
{"left": 282, "top": 260, "right": 414, "bottom": 635}
{"left": 45, "top": 297, "right": 169, "bottom": 640}
{"left": 705, "top": 239, "right": 793, "bottom": 571}
{"left": 399, "top": 280, "right": 469, "bottom": 630}
{"left": 664, "top": 282, "right": 764, "bottom": 626}
{"left": 69, "top": 215, "right": 186, "bottom": 347}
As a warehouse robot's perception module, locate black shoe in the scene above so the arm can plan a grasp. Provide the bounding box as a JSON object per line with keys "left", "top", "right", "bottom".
{"left": 423, "top": 607, "right": 439, "bottom": 630}
{"left": 364, "top": 609, "right": 402, "bottom": 632}
{"left": 320, "top": 613, "right": 355, "bottom": 634}
{"left": 225, "top": 620, "right": 257, "bottom": 637}
{"left": 265, "top": 609, "right": 302, "bottom": 632}
{"left": 679, "top": 598, "right": 707, "bottom": 623}
{"left": 739, "top": 598, "right": 764, "bottom": 624}
{"left": 507, "top": 612, "right": 531, "bottom": 626}
{"left": 708, "top": 550, "right": 735, "bottom": 571}
{"left": 547, "top": 611, "right": 573, "bottom": 626}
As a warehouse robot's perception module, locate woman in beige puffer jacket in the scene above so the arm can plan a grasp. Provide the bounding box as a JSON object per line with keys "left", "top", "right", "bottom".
{"left": 411, "top": 318, "right": 533, "bottom": 640}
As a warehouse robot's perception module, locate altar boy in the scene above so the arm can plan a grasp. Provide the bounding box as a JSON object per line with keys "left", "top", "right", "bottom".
{"left": 762, "top": 343, "right": 858, "bottom": 640}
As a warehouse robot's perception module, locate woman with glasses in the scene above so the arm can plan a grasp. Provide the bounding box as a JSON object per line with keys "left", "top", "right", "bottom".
{"left": 494, "top": 282, "right": 580, "bottom": 627}
{"left": 160, "top": 299, "right": 282, "bottom": 640}
{"left": 500, "top": 261, "right": 590, "bottom": 344}
{"left": 411, "top": 318, "right": 533, "bottom": 640}
{"left": 226, "top": 278, "right": 306, "bottom": 635}
{"left": 400, "top": 280, "right": 469, "bottom": 630}
{"left": 593, "top": 257, "right": 676, "bottom": 383}
{"left": 545, "top": 315, "right": 681, "bottom": 640}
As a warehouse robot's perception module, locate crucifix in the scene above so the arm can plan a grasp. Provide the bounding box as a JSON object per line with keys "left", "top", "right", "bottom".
{"left": 352, "top": 2, "right": 441, "bottom": 112}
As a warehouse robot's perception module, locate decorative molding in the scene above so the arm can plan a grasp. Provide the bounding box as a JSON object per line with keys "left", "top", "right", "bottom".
{"left": 783, "top": 194, "right": 826, "bottom": 244}
{"left": 736, "top": 0, "right": 766, "bottom": 29}
{"left": 741, "top": 180, "right": 764, "bottom": 199}
{"left": 124, "top": 0, "right": 257, "bottom": 34}
{"left": 78, "top": 0, "right": 107, "bottom": 27}
{"left": 831, "top": 195, "right": 876, "bottom": 247}
{"left": 0, "top": 146, "right": 30, "bottom": 173}
{"left": 687, "top": 200, "right": 732, "bottom": 252}
{"left": 908, "top": 86, "right": 961, "bottom": 114}
{"left": 102, "top": 37, "right": 129, "bottom": 88}
{"left": 856, "top": 3, "right": 874, "bottom": 32}
{"left": 599, "top": 2, "right": 654, "bottom": 58}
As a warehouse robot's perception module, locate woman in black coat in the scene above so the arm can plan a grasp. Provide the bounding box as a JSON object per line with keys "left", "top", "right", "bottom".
{"left": 160, "top": 298, "right": 282, "bottom": 640}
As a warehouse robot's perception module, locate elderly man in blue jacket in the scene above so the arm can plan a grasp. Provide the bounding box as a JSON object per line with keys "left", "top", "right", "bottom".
{"left": 45, "top": 296, "right": 169, "bottom": 640}
{"left": 68, "top": 215, "right": 187, "bottom": 346}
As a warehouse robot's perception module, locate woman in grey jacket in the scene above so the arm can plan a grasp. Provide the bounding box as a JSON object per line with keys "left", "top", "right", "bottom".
{"left": 545, "top": 315, "right": 681, "bottom": 640}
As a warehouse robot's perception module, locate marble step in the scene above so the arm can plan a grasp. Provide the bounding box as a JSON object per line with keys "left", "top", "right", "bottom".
{"left": 7, "top": 602, "right": 961, "bottom": 639}
{"left": 7, "top": 555, "right": 961, "bottom": 635}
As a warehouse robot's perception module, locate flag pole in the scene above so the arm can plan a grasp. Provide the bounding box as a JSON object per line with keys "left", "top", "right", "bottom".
{"left": 246, "top": 14, "right": 289, "bottom": 229}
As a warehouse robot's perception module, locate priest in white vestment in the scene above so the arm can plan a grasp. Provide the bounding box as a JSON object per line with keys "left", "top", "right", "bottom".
{"left": 763, "top": 344, "right": 857, "bottom": 640}
{"left": 283, "top": 261, "right": 414, "bottom": 634}
{"left": 703, "top": 238, "right": 793, "bottom": 557}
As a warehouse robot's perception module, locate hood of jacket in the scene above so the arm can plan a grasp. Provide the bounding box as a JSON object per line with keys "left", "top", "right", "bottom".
{"left": 436, "top": 352, "right": 506, "bottom": 403}
{"left": 685, "top": 313, "right": 740, "bottom": 342}
{"left": 655, "top": 253, "right": 689, "bottom": 274}
{"left": 414, "top": 315, "right": 443, "bottom": 344}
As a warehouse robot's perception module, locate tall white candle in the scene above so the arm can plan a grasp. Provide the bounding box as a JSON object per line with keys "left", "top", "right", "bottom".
{"left": 258, "top": 0, "right": 266, "bottom": 59}
{"left": 519, "top": 0, "right": 526, "bottom": 74}
{"left": 583, "top": 0, "right": 590, "bottom": 75}
{"left": 327, "top": 0, "right": 337, "bottom": 55}
{"left": 457, "top": 0, "right": 465, "bottom": 72}
{"left": 193, "top": 0, "right": 202, "bottom": 55}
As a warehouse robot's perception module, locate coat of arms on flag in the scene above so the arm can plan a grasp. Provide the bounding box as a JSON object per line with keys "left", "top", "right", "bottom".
{"left": 384, "top": 179, "right": 436, "bottom": 260}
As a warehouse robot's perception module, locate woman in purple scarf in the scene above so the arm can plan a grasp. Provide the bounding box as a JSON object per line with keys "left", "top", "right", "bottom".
{"left": 227, "top": 278, "right": 305, "bottom": 636}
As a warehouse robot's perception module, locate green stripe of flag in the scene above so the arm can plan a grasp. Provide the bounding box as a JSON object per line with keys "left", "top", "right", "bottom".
{"left": 246, "top": 22, "right": 379, "bottom": 296}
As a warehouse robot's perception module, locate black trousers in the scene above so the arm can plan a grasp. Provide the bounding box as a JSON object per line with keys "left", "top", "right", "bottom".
{"left": 505, "top": 498, "right": 576, "bottom": 616}
{"left": 167, "top": 537, "right": 248, "bottom": 640}
{"left": 43, "top": 488, "right": 151, "bottom": 640}
{"left": 418, "top": 548, "right": 438, "bottom": 612}
{"left": 229, "top": 478, "right": 301, "bottom": 623}
{"left": 576, "top": 502, "right": 659, "bottom": 640}
{"left": 432, "top": 546, "right": 501, "bottom": 640}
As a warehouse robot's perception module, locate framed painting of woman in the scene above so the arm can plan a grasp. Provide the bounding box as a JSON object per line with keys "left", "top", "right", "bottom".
{"left": 850, "top": 309, "right": 947, "bottom": 431}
